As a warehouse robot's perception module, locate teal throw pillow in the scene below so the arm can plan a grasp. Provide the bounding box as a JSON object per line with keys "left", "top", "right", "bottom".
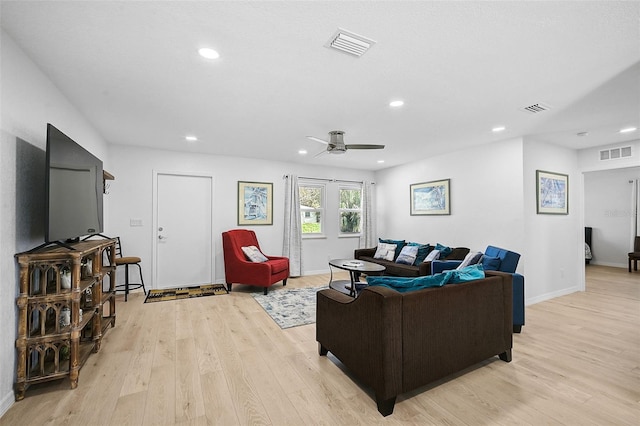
{"left": 408, "top": 242, "right": 431, "bottom": 265}
{"left": 435, "top": 243, "right": 453, "bottom": 258}
{"left": 379, "top": 238, "right": 406, "bottom": 259}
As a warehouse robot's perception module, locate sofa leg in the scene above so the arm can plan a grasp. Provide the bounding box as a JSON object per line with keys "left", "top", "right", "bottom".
{"left": 499, "top": 349, "right": 512, "bottom": 362}
{"left": 318, "top": 343, "right": 328, "bottom": 356}
{"left": 227, "top": 283, "right": 232, "bottom": 292}
{"left": 283, "top": 278, "right": 287, "bottom": 286}
{"left": 263, "top": 287, "right": 268, "bottom": 295}
{"left": 376, "top": 396, "right": 396, "bottom": 417}
{"left": 513, "top": 324, "right": 522, "bottom": 333}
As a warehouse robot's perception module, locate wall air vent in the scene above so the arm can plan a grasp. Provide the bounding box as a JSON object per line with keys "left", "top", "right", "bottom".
{"left": 522, "top": 103, "right": 552, "bottom": 114}
{"left": 325, "top": 28, "right": 376, "bottom": 57}
{"left": 600, "top": 146, "right": 632, "bottom": 161}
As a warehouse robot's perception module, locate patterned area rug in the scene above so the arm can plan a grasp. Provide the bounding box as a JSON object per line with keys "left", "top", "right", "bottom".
{"left": 252, "top": 286, "right": 327, "bottom": 329}
{"left": 144, "top": 283, "right": 228, "bottom": 303}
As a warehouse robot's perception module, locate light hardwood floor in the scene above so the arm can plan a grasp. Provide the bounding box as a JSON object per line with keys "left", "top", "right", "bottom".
{"left": 1, "top": 266, "right": 639, "bottom": 425}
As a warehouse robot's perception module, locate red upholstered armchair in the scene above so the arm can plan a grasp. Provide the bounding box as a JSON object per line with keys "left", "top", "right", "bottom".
{"left": 222, "top": 229, "right": 289, "bottom": 295}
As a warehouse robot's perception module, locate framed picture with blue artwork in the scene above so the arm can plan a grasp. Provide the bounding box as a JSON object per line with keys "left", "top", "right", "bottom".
{"left": 238, "top": 181, "right": 273, "bottom": 225}
{"left": 410, "top": 179, "right": 450, "bottom": 215}
{"left": 536, "top": 170, "right": 568, "bottom": 214}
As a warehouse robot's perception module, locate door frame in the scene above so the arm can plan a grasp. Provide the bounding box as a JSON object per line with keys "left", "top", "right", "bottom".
{"left": 152, "top": 170, "right": 215, "bottom": 289}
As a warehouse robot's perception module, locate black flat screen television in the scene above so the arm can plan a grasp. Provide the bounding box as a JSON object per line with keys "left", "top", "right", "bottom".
{"left": 45, "top": 123, "right": 104, "bottom": 246}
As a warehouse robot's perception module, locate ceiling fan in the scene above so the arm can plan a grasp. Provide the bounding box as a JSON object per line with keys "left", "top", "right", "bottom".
{"left": 307, "top": 130, "right": 385, "bottom": 156}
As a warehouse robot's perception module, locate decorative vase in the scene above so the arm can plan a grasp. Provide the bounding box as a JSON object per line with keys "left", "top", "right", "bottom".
{"left": 60, "top": 270, "right": 71, "bottom": 289}
{"left": 83, "top": 259, "right": 92, "bottom": 277}
{"left": 59, "top": 307, "right": 70, "bottom": 328}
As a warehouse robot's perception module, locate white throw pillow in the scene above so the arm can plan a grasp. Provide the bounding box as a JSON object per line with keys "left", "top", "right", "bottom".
{"left": 373, "top": 243, "right": 397, "bottom": 261}
{"left": 423, "top": 249, "right": 440, "bottom": 262}
{"left": 241, "top": 245, "right": 268, "bottom": 262}
{"left": 456, "top": 251, "right": 483, "bottom": 269}
{"left": 395, "top": 245, "right": 418, "bottom": 265}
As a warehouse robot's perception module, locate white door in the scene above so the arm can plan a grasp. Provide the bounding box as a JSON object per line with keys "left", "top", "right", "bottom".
{"left": 154, "top": 172, "right": 213, "bottom": 289}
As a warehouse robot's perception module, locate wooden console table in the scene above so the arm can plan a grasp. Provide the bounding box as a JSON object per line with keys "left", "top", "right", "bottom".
{"left": 14, "top": 239, "right": 117, "bottom": 400}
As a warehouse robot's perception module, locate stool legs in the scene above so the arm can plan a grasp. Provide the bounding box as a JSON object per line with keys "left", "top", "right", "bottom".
{"left": 117, "top": 263, "right": 146, "bottom": 301}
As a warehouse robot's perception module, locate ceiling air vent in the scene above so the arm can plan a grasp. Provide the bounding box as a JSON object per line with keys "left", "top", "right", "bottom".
{"left": 325, "top": 28, "right": 376, "bottom": 57}
{"left": 522, "top": 103, "right": 552, "bottom": 114}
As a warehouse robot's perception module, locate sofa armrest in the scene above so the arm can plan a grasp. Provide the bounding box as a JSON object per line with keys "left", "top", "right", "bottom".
{"left": 354, "top": 247, "right": 376, "bottom": 259}
{"left": 431, "top": 260, "right": 462, "bottom": 274}
{"left": 316, "top": 286, "right": 403, "bottom": 405}
{"left": 511, "top": 273, "right": 525, "bottom": 332}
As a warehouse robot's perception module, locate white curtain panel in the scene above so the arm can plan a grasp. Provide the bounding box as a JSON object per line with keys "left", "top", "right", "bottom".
{"left": 283, "top": 175, "right": 303, "bottom": 276}
{"left": 359, "top": 181, "right": 376, "bottom": 249}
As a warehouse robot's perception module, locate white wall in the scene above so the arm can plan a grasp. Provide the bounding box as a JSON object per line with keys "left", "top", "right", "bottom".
{"left": 0, "top": 30, "right": 110, "bottom": 415}
{"left": 523, "top": 138, "right": 583, "bottom": 304}
{"left": 584, "top": 167, "right": 640, "bottom": 267}
{"left": 107, "top": 144, "right": 375, "bottom": 285}
{"left": 374, "top": 138, "right": 526, "bottom": 266}
{"left": 376, "top": 136, "right": 585, "bottom": 305}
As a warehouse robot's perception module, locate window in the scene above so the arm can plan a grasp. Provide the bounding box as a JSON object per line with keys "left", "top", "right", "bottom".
{"left": 339, "top": 186, "right": 362, "bottom": 234}
{"left": 299, "top": 183, "right": 324, "bottom": 235}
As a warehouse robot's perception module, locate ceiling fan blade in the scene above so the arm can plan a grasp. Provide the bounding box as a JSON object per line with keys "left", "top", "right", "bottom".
{"left": 345, "top": 144, "right": 385, "bottom": 150}
{"left": 313, "top": 148, "right": 328, "bottom": 158}
{"left": 306, "top": 136, "right": 329, "bottom": 145}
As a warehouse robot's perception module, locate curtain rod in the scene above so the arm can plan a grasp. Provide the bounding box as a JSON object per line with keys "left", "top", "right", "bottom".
{"left": 282, "top": 175, "right": 374, "bottom": 185}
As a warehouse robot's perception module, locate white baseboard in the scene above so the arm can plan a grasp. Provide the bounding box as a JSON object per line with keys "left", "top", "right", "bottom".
{"left": 589, "top": 261, "right": 627, "bottom": 269}
{"left": 0, "top": 390, "right": 14, "bottom": 419}
{"left": 525, "top": 285, "right": 581, "bottom": 306}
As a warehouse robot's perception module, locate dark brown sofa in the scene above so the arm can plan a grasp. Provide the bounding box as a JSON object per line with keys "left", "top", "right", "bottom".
{"left": 316, "top": 270, "right": 513, "bottom": 416}
{"left": 354, "top": 246, "right": 470, "bottom": 277}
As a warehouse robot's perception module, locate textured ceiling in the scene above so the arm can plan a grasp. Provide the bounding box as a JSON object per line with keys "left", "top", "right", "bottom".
{"left": 2, "top": 1, "right": 639, "bottom": 170}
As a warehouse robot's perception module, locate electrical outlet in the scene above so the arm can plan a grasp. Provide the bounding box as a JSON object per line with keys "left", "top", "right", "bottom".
{"left": 130, "top": 219, "right": 143, "bottom": 227}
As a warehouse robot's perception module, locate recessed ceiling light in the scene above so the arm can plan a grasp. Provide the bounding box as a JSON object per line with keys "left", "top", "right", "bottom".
{"left": 377, "top": 160, "right": 385, "bottom": 164}
{"left": 577, "top": 132, "right": 589, "bottom": 137}
{"left": 389, "top": 100, "right": 404, "bottom": 107}
{"left": 492, "top": 126, "right": 506, "bottom": 132}
{"left": 298, "top": 149, "right": 307, "bottom": 155}
{"left": 198, "top": 48, "right": 219, "bottom": 59}
{"left": 620, "top": 127, "right": 637, "bottom": 133}
{"left": 185, "top": 135, "right": 198, "bottom": 142}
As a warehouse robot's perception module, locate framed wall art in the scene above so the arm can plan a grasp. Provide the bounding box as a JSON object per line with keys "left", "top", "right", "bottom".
{"left": 410, "top": 179, "right": 450, "bottom": 215}
{"left": 238, "top": 181, "right": 273, "bottom": 225}
{"left": 536, "top": 170, "right": 568, "bottom": 215}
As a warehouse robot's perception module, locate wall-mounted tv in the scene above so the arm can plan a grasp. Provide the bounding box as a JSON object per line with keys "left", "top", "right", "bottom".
{"left": 45, "top": 123, "right": 103, "bottom": 246}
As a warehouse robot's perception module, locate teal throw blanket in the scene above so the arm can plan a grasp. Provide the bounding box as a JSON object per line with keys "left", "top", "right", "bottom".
{"left": 367, "top": 264, "right": 485, "bottom": 293}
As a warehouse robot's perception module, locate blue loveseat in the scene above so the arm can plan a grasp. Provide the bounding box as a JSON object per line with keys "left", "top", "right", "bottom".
{"left": 432, "top": 245, "right": 525, "bottom": 333}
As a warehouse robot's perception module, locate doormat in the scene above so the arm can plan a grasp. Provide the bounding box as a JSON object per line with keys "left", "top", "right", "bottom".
{"left": 252, "top": 286, "right": 327, "bottom": 329}
{"left": 144, "top": 284, "right": 228, "bottom": 303}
